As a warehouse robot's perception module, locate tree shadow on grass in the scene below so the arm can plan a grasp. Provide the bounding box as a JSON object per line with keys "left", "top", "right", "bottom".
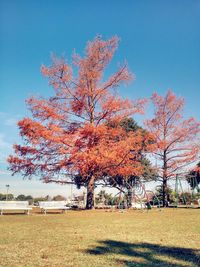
{"left": 86, "top": 240, "right": 200, "bottom": 267}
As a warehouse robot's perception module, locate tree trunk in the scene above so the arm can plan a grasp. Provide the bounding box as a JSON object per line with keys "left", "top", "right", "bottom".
{"left": 162, "top": 150, "right": 168, "bottom": 207}
{"left": 127, "top": 189, "right": 133, "bottom": 208}
{"left": 86, "top": 176, "right": 95, "bottom": 209}
{"left": 162, "top": 178, "right": 168, "bottom": 207}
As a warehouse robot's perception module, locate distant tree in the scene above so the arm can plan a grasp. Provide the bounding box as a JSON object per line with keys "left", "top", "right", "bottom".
{"left": 16, "top": 194, "right": 33, "bottom": 204}
{"left": 7, "top": 36, "right": 152, "bottom": 209}
{"left": 154, "top": 185, "right": 174, "bottom": 205}
{"left": 186, "top": 162, "right": 200, "bottom": 190}
{"left": 145, "top": 91, "right": 200, "bottom": 206}
{"left": 0, "top": 193, "right": 14, "bottom": 201}
{"left": 0, "top": 194, "right": 5, "bottom": 200}
{"left": 25, "top": 195, "right": 33, "bottom": 200}
{"left": 96, "top": 190, "right": 106, "bottom": 204}
{"left": 52, "top": 195, "right": 66, "bottom": 201}
{"left": 96, "top": 190, "right": 114, "bottom": 206}
{"left": 7, "top": 194, "right": 14, "bottom": 200}
{"left": 16, "top": 194, "right": 27, "bottom": 201}
{"left": 33, "top": 196, "right": 50, "bottom": 205}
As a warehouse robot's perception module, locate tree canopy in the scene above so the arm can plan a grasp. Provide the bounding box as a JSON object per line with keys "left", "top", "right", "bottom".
{"left": 8, "top": 36, "right": 153, "bottom": 209}
{"left": 145, "top": 90, "right": 200, "bottom": 206}
{"left": 186, "top": 162, "right": 200, "bottom": 190}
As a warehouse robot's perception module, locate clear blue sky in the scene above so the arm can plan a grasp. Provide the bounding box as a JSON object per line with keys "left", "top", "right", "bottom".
{"left": 0, "top": 0, "right": 199, "bottom": 197}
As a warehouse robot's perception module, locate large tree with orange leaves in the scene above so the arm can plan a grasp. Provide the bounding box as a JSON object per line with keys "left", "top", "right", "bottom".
{"left": 8, "top": 36, "right": 153, "bottom": 209}
{"left": 145, "top": 90, "right": 200, "bottom": 206}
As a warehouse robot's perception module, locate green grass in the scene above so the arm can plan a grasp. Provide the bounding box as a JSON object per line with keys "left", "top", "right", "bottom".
{"left": 0, "top": 209, "right": 199, "bottom": 267}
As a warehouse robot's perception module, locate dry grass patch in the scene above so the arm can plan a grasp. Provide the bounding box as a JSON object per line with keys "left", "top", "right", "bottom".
{"left": 0, "top": 209, "right": 199, "bottom": 266}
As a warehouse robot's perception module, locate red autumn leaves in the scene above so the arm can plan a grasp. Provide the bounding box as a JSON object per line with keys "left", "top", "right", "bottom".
{"left": 7, "top": 36, "right": 200, "bottom": 208}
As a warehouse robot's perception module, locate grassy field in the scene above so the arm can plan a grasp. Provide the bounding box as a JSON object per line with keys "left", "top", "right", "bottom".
{"left": 0, "top": 209, "right": 199, "bottom": 267}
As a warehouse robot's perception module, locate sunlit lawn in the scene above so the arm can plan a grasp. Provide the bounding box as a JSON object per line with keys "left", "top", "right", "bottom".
{"left": 0, "top": 208, "right": 199, "bottom": 267}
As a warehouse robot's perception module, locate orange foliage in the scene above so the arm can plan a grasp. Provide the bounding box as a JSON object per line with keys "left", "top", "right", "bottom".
{"left": 145, "top": 90, "right": 200, "bottom": 180}
{"left": 8, "top": 36, "right": 152, "bottom": 193}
